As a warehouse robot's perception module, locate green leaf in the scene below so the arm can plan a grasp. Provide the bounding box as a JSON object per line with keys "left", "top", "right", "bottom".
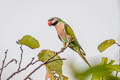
{"left": 98, "top": 39, "right": 115, "bottom": 52}
{"left": 92, "top": 57, "right": 120, "bottom": 80}
{"left": 107, "top": 65, "right": 120, "bottom": 72}
{"left": 107, "top": 60, "right": 115, "bottom": 65}
{"left": 17, "top": 35, "right": 40, "bottom": 49}
{"left": 38, "top": 50, "right": 66, "bottom": 80}
{"left": 100, "top": 57, "right": 108, "bottom": 65}
{"left": 72, "top": 57, "right": 120, "bottom": 80}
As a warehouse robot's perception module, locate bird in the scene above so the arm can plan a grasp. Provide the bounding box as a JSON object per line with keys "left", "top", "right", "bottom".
{"left": 48, "top": 17, "right": 91, "bottom": 67}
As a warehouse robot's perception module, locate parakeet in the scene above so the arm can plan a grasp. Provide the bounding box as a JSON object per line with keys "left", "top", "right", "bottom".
{"left": 48, "top": 17, "right": 91, "bottom": 67}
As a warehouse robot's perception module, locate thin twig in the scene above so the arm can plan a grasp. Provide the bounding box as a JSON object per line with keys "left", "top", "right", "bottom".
{"left": 115, "top": 43, "right": 120, "bottom": 46}
{"left": 7, "top": 58, "right": 39, "bottom": 80}
{"left": 47, "top": 58, "right": 66, "bottom": 63}
{"left": 43, "top": 39, "right": 70, "bottom": 64}
{"left": 32, "top": 60, "right": 39, "bottom": 65}
{"left": 24, "top": 58, "right": 66, "bottom": 80}
{"left": 18, "top": 58, "right": 34, "bottom": 72}
{"left": 7, "top": 46, "right": 40, "bottom": 80}
{"left": 24, "top": 63, "right": 44, "bottom": 80}
{"left": 18, "top": 45, "right": 23, "bottom": 71}
{"left": 0, "top": 59, "right": 17, "bottom": 70}
{"left": 0, "top": 49, "right": 8, "bottom": 80}
{"left": 24, "top": 39, "right": 72, "bottom": 80}
{"left": 28, "top": 77, "right": 33, "bottom": 80}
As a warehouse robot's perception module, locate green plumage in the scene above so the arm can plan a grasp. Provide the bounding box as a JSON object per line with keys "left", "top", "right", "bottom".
{"left": 59, "top": 20, "right": 91, "bottom": 67}
{"left": 63, "top": 23, "right": 91, "bottom": 67}
{"left": 64, "top": 23, "right": 85, "bottom": 54}
{"left": 49, "top": 17, "right": 91, "bottom": 67}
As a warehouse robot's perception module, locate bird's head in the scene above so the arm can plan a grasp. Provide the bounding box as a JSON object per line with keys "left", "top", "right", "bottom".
{"left": 48, "top": 17, "right": 62, "bottom": 27}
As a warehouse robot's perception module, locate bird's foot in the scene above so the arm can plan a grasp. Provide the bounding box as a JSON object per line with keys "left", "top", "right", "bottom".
{"left": 69, "top": 37, "right": 74, "bottom": 42}
{"left": 60, "top": 47, "right": 66, "bottom": 52}
{"left": 67, "top": 35, "right": 74, "bottom": 44}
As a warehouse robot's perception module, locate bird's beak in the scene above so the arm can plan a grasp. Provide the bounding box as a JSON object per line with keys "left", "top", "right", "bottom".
{"left": 48, "top": 21, "right": 52, "bottom": 27}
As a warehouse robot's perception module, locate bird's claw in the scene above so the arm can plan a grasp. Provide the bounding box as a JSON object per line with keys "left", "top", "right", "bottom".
{"left": 67, "top": 35, "right": 74, "bottom": 43}
{"left": 61, "top": 47, "right": 65, "bottom": 52}
{"left": 69, "top": 37, "right": 74, "bottom": 42}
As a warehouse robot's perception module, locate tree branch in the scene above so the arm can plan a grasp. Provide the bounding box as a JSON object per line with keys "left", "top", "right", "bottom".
{"left": 7, "top": 57, "right": 40, "bottom": 80}
{"left": 0, "top": 59, "right": 17, "bottom": 70}
{"left": 0, "top": 49, "right": 8, "bottom": 80}
{"left": 24, "top": 39, "right": 72, "bottom": 80}
{"left": 18, "top": 45, "right": 23, "bottom": 71}
{"left": 24, "top": 58, "right": 66, "bottom": 80}
{"left": 115, "top": 43, "right": 120, "bottom": 46}
{"left": 7, "top": 46, "right": 40, "bottom": 80}
{"left": 32, "top": 60, "right": 39, "bottom": 65}
{"left": 47, "top": 58, "right": 66, "bottom": 63}
{"left": 28, "top": 77, "right": 33, "bottom": 80}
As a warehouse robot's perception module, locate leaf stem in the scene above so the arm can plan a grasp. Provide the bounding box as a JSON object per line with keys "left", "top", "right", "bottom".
{"left": 115, "top": 43, "right": 120, "bottom": 46}
{"left": 18, "top": 45, "right": 23, "bottom": 71}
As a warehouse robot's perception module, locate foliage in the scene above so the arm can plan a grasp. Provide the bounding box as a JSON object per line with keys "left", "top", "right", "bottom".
{"left": 72, "top": 57, "right": 120, "bottom": 80}
{"left": 38, "top": 50, "right": 68, "bottom": 80}
{"left": 97, "top": 39, "right": 115, "bottom": 52}
{"left": 0, "top": 35, "right": 120, "bottom": 80}
{"left": 71, "top": 39, "right": 120, "bottom": 80}
{"left": 17, "top": 35, "right": 40, "bottom": 49}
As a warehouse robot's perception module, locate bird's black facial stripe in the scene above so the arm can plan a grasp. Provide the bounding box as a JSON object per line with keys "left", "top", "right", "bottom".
{"left": 52, "top": 21, "right": 58, "bottom": 26}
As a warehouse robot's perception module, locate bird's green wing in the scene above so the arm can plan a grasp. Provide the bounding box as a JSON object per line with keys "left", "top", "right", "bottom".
{"left": 64, "top": 24, "right": 75, "bottom": 38}
{"left": 64, "top": 24, "right": 86, "bottom": 55}
{"left": 64, "top": 23, "right": 91, "bottom": 67}
{"left": 64, "top": 24, "right": 79, "bottom": 45}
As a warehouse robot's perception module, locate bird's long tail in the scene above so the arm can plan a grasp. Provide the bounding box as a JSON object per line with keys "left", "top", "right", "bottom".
{"left": 78, "top": 50, "right": 91, "bottom": 68}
